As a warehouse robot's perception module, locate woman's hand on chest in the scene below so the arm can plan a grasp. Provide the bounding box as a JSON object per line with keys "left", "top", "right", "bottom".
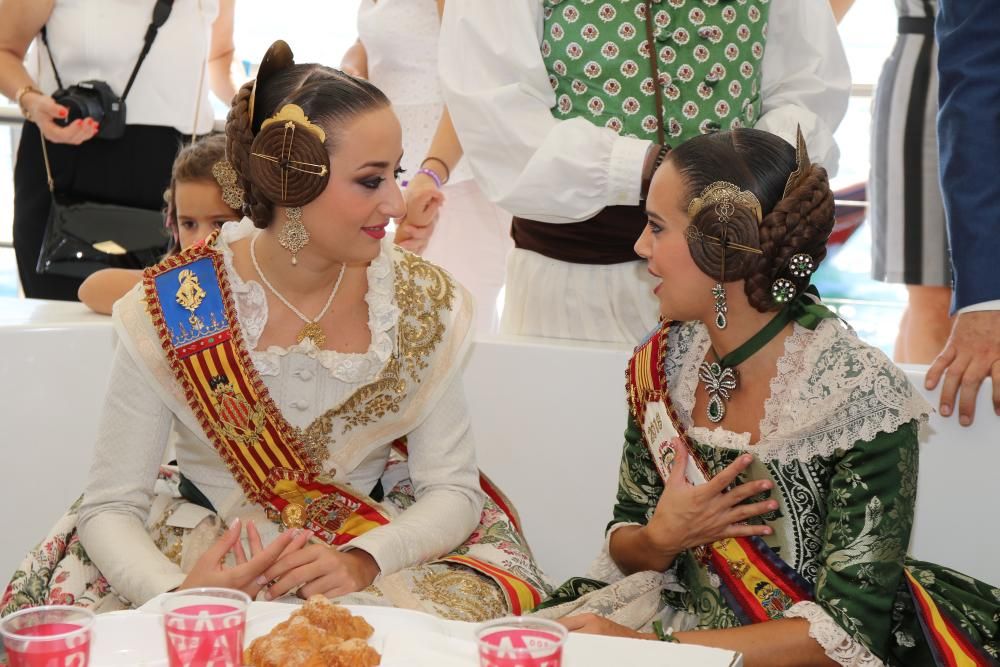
{"left": 641, "top": 443, "right": 778, "bottom": 555}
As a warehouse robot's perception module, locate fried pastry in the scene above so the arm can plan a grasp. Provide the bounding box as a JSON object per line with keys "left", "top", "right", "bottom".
{"left": 243, "top": 597, "right": 380, "bottom": 667}
{"left": 299, "top": 595, "right": 374, "bottom": 641}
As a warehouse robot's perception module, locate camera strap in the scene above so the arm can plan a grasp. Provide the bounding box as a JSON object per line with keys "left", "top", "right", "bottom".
{"left": 39, "top": 0, "right": 175, "bottom": 102}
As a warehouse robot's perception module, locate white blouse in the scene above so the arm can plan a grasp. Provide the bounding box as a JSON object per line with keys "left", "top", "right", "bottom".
{"left": 77, "top": 220, "right": 484, "bottom": 604}
{"left": 439, "top": 0, "right": 851, "bottom": 223}
{"left": 28, "top": 0, "right": 219, "bottom": 134}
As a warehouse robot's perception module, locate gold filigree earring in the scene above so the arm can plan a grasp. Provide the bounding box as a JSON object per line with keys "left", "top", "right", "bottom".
{"left": 278, "top": 207, "right": 309, "bottom": 265}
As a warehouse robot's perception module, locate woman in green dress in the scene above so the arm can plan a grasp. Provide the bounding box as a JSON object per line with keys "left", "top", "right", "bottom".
{"left": 536, "top": 128, "right": 999, "bottom": 666}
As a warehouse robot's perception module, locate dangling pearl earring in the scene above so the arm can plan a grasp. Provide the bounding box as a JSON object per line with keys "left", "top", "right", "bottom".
{"left": 278, "top": 207, "right": 309, "bottom": 265}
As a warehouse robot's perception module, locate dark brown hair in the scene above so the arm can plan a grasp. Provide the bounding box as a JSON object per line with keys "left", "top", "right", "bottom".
{"left": 163, "top": 134, "right": 239, "bottom": 255}
{"left": 667, "top": 128, "right": 835, "bottom": 311}
{"left": 225, "top": 64, "right": 391, "bottom": 228}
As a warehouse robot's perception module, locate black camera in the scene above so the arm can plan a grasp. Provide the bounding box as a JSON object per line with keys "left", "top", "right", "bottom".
{"left": 52, "top": 80, "right": 127, "bottom": 140}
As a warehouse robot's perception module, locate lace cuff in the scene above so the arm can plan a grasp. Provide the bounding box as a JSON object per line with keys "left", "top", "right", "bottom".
{"left": 785, "top": 601, "right": 884, "bottom": 667}
{"left": 584, "top": 522, "right": 638, "bottom": 584}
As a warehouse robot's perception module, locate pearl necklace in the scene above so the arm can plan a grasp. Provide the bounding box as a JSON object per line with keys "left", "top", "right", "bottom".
{"left": 249, "top": 232, "right": 346, "bottom": 348}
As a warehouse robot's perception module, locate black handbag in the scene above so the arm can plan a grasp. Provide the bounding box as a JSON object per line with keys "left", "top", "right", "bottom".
{"left": 34, "top": 0, "right": 175, "bottom": 279}
{"left": 35, "top": 194, "right": 170, "bottom": 279}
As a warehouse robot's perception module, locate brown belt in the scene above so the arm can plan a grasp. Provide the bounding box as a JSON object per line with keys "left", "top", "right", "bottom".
{"left": 511, "top": 205, "right": 646, "bottom": 265}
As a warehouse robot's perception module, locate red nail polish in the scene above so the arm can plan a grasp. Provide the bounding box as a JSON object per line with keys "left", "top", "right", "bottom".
{"left": 59, "top": 109, "right": 68, "bottom": 118}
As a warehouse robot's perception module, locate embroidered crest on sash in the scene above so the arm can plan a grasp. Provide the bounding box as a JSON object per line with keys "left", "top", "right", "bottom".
{"left": 210, "top": 375, "right": 265, "bottom": 447}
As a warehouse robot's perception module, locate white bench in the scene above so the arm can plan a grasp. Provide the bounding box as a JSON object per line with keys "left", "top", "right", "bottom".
{"left": 1, "top": 297, "right": 996, "bottom": 590}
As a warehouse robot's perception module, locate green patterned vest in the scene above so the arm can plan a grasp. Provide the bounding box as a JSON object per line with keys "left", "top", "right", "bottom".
{"left": 541, "top": 0, "right": 771, "bottom": 145}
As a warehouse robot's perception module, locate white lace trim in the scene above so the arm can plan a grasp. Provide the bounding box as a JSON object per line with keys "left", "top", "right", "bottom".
{"left": 216, "top": 219, "right": 400, "bottom": 382}
{"left": 785, "top": 601, "right": 884, "bottom": 667}
{"left": 666, "top": 319, "right": 931, "bottom": 464}
{"left": 585, "top": 522, "right": 637, "bottom": 584}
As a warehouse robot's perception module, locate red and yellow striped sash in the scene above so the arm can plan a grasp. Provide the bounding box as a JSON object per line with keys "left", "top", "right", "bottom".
{"left": 146, "top": 243, "right": 543, "bottom": 614}
{"left": 390, "top": 442, "right": 542, "bottom": 614}
{"left": 144, "top": 243, "right": 389, "bottom": 543}
{"left": 905, "top": 570, "right": 995, "bottom": 667}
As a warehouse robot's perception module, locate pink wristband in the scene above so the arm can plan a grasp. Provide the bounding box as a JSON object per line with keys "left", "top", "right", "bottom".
{"left": 417, "top": 167, "right": 443, "bottom": 189}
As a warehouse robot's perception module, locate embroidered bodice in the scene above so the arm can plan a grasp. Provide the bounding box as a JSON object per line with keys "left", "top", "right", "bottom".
{"left": 607, "top": 318, "right": 933, "bottom": 666}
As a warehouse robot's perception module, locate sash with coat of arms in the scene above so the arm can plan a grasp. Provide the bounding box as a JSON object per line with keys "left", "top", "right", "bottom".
{"left": 142, "top": 237, "right": 545, "bottom": 614}
{"left": 628, "top": 322, "right": 1000, "bottom": 666}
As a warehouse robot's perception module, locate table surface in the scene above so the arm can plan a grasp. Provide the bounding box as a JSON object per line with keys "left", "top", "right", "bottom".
{"left": 71, "top": 600, "right": 744, "bottom": 667}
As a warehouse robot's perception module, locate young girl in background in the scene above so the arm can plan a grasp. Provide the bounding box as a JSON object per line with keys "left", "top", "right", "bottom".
{"left": 78, "top": 134, "right": 242, "bottom": 314}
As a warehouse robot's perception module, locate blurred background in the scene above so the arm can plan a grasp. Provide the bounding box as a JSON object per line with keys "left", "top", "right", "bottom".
{"left": 0, "top": 2, "right": 906, "bottom": 352}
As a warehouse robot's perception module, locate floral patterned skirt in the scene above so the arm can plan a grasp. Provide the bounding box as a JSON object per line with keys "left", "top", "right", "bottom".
{"left": 1, "top": 471, "right": 551, "bottom": 623}
{"left": 533, "top": 560, "right": 1000, "bottom": 666}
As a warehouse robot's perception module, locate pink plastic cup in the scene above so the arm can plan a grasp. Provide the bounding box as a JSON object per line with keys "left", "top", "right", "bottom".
{"left": 476, "top": 616, "right": 567, "bottom": 667}
{"left": 161, "top": 588, "right": 250, "bottom": 667}
{"left": 0, "top": 605, "right": 94, "bottom": 667}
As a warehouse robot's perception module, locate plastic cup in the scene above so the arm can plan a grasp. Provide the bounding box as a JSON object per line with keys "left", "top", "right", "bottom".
{"left": 160, "top": 588, "right": 250, "bottom": 667}
{"left": 476, "top": 616, "right": 567, "bottom": 667}
{"left": 0, "top": 605, "right": 94, "bottom": 667}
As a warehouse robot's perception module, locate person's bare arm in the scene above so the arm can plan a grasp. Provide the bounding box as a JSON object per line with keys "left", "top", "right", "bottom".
{"left": 206, "top": 0, "right": 237, "bottom": 105}
{"left": 828, "top": 0, "right": 855, "bottom": 23}
{"left": 0, "top": 0, "right": 51, "bottom": 100}
{"left": 395, "top": 0, "right": 466, "bottom": 252}
{"left": 78, "top": 269, "right": 143, "bottom": 315}
{"left": 563, "top": 614, "right": 836, "bottom": 667}
{"left": 340, "top": 39, "right": 367, "bottom": 79}
{"left": 0, "top": 0, "right": 98, "bottom": 143}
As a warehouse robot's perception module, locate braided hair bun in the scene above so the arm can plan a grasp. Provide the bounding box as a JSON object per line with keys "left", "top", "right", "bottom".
{"left": 744, "top": 165, "right": 834, "bottom": 311}
{"left": 686, "top": 186, "right": 762, "bottom": 284}
{"left": 247, "top": 108, "right": 331, "bottom": 207}
{"left": 669, "top": 128, "right": 835, "bottom": 313}
{"left": 224, "top": 41, "right": 390, "bottom": 228}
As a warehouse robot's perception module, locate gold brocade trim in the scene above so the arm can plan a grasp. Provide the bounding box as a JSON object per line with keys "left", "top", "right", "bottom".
{"left": 149, "top": 508, "right": 185, "bottom": 567}
{"left": 296, "top": 250, "right": 455, "bottom": 465}
{"left": 411, "top": 567, "right": 507, "bottom": 622}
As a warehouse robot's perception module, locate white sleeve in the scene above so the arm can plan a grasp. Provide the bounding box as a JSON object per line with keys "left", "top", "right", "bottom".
{"left": 77, "top": 342, "right": 187, "bottom": 605}
{"left": 753, "top": 0, "right": 851, "bottom": 175}
{"left": 438, "top": 0, "right": 652, "bottom": 223}
{"left": 345, "top": 375, "right": 485, "bottom": 577}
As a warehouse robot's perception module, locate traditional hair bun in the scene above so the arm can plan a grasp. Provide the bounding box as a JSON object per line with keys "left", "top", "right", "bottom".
{"left": 247, "top": 117, "right": 330, "bottom": 208}
{"left": 687, "top": 203, "right": 761, "bottom": 283}
{"left": 744, "top": 164, "right": 834, "bottom": 311}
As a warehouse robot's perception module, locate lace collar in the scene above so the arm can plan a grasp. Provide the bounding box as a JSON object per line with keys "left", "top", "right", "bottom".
{"left": 663, "top": 318, "right": 931, "bottom": 464}
{"left": 215, "top": 219, "right": 400, "bottom": 382}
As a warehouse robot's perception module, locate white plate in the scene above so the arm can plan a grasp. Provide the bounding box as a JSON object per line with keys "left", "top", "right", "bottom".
{"left": 88, "top": 602, "right": 447, "bottom": 667}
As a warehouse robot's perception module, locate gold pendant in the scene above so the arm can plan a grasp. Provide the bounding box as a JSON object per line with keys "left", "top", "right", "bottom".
{"left": 296, "top": 321, "right": 325, "bottom": 347}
